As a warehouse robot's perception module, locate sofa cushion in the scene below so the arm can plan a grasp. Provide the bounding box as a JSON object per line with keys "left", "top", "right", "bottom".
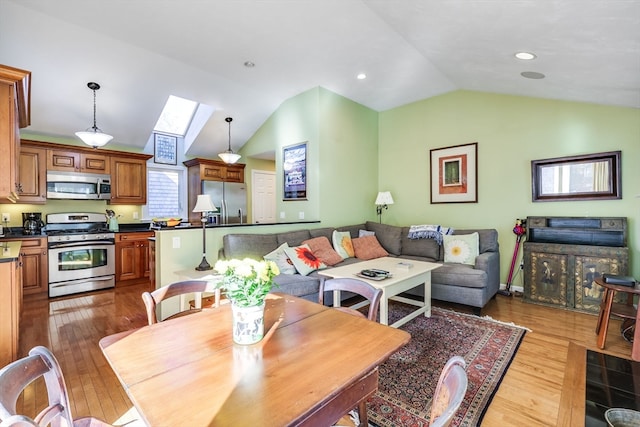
{"left": 336, "top": 223, "right": 367, "bottom": 238}
{"left": 401, "top": 226, "right": 441, "bottom": 260}
{"left": 309, "top": 227, "right": 336, "bottom": 241}
{"left": 284, "top": 244, "right": 326, "bottom": 276}
{"left": 273, "top": 273, "right": 319, "bottom": 299}
{"left": 302, "top": 236, "right": 343, "bottom": 266}
{"left": 352, "top": 235, "right": 389, "bottom": 260}
{"left": 443, "top": 232, "right": 479, "bottom": 265}
{"left": 431, "top": 263, "right": 488, "bottom": 289}
{"left": 365, "top": 221, "right": 402, "bottom": 255}
{"left": 277, "top": 230, "right": 312, "bottom": 247}
{"left": 453, "top": 229, "right": 499, "bottom": 253}
{"left": 263, "top": 242, "right": 296, "bottom": 275}
{"left": 359, "top": 229, "right": 375, "bottom": 237}
{"left": 332, "top": 230, "right": 355, "bottom": 259}
{"left": 223, "top": 233, "right": 279, "bottom": 260}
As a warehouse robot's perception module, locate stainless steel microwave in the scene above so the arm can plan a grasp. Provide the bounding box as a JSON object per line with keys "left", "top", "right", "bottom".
{"left": 46, "top": 171, "right": 111, "bottom": 200}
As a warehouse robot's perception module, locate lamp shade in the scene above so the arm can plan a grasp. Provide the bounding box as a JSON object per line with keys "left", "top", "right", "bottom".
{"left": 218, "top": 151, "right": 241, "bottom": 164}
{"left": 375, "top": 191, "right": 394, "bottom": 206}
{"left": 75, "top": 130, "right": 113, "bottom": 148}
{"left": 193, "top": 194, "right": 218, "bottom": 213}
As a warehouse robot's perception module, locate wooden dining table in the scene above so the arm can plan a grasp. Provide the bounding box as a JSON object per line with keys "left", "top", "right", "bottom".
{"left": 99, "top": 293, "right": 411, "bottom": 426}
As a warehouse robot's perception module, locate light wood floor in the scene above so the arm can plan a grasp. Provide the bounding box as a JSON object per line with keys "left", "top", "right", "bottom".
{"left": 16, "top": 284, "right": 634, "bottom": 426}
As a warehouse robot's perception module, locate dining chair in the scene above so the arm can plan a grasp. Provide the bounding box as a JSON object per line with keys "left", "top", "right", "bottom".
{"left": 320, "top": 277, "right": 383, "bottom": 427}
{"left": 0, "top": 346, "right": 113, "bottom": 427}
{"left": 319, "top": 277, "right": 383, "bottom": 321}
{"left": 429, "top": 356, "right": 468, "bottom": 427}
{"left": 142, "top": 280, "right": 219, "bottom": 325}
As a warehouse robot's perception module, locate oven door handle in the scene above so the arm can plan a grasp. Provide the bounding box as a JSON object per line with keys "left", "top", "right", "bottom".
{"left": 48, "top": 241, "right": 114, "bottom": 249}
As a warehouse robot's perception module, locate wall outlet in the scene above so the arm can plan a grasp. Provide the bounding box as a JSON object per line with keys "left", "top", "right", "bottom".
{"left": 280, "top": 211, "right": 285, "bottom": 219}
{"left": 298, "top": 211, "right": 305, "bottom": 220}
{"left": 1, "top": 213, "right": 10, "bottom": 223}
{"left": 172, "top": 237, "right": 181, "bottom": 249}
{"left": 133, "top": 211, "right": 139, "bottom": 220}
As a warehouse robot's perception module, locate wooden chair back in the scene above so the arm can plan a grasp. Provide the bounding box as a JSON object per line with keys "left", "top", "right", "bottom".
{"left": 0, "top": 346, "right": 112, "bottom": 427}
{"left": 429, "top": 356, "right": 468, "bottom": 427}
{"left": 319, "top": 277, "right": 383, "bottom": 321}
{"left": 142, "top": 280, "right": 218, "bottom": 325}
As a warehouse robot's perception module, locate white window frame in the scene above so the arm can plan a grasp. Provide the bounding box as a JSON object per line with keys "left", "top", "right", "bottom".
{"left": 143, "top": 164, "right": 188, "bottom": 221}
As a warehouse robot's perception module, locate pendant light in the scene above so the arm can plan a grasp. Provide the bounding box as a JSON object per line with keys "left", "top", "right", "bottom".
{"left": 218, "top": 117, "right": 241, "bottom": 164}
{"left": 75, "top": 82, "right": 113, "bottom": 148}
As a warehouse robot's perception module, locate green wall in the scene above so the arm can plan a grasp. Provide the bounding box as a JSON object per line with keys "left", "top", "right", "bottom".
{"left": 241, "top": 87, "right": 379, "bottom": 226}
{"left": 378, "top": 90, "right": 640, "bottom": 281}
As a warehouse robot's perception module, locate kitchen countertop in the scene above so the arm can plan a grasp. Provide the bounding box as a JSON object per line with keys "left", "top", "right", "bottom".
{"left": 0, "top": 241, "right": 22, "bottom": 263}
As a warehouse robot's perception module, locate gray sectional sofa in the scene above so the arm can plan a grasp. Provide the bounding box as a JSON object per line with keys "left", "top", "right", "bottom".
{"left": 219, "top": 221, "right": 500, "bottom": 314}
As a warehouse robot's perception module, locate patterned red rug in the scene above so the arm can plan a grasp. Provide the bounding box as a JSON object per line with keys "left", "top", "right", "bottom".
{"left": 367, "top": 303, "right": 526, "bottom": 427}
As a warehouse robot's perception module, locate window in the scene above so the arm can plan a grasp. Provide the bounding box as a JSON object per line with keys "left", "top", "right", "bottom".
{"left": 145, "top": 168, "right": 185, "bottom": 219}
{"left": 154, "top": 95, "right": 198, "bottom": 136}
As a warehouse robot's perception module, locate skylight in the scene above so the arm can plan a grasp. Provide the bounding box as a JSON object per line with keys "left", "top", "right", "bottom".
{"left": 154, "top": 95, "right": 198, "bottom": 136}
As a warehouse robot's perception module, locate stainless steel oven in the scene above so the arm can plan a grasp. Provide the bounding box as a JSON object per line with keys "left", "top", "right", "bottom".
{"left": 46, "top": 213, "right": 115, "bottom": 297}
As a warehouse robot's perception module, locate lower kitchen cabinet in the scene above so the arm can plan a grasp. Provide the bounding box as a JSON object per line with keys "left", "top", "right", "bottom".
{"left": 4, "top": 237, "right": 47, "bottom": 297}
{"left": 115, "top": 232, "right": 154, "bottom": 287}
{"left": 0, "top": 256, "right": 22, "bottom": 368}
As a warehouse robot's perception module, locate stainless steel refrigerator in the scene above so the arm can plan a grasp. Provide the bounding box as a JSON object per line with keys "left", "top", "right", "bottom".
{"left": 202, "top": 181, "right": 248, "bottom": 224}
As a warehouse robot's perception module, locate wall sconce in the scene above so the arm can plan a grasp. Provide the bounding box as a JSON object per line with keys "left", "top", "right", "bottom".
{"left": 375, "top": 191, "right": 394, "bottom": 223}
{"left": 193, "top": 194, "right": 218, "bottom": 271}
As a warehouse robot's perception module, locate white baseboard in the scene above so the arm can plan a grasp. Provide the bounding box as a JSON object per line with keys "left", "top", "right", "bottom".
{"left": 499, "top": 283, "right": 524, "bottom": 293}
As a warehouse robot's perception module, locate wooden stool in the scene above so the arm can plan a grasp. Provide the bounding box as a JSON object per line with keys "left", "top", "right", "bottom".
{"left": 594, "top": 277, "right": 639, "bottom": 356}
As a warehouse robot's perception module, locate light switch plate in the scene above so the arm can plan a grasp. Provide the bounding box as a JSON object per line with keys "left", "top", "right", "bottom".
{"left": 172, "top": 237, "right": 181, "bottom": 249}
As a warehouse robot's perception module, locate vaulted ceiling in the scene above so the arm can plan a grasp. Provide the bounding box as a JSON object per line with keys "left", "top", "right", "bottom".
{"left": 2, "top": 0, "right": 639, "bottom": 159}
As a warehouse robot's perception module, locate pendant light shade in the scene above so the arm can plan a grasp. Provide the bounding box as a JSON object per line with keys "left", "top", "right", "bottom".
{"left": 75, "top": 82, "right": 113, "bottom": 148}
{"left": 218, "top": 117, "right": 241, "bottom": 164}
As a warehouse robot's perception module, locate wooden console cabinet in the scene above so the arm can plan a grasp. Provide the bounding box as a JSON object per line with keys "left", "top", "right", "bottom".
{"left": 523, "top": 216, "right": 629, "bottom": 313}
{"left": 115, "top": 232, "right": 154, "bottom": 288}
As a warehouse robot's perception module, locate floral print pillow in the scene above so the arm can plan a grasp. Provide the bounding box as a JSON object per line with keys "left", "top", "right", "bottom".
{"left": 284, "top": 244, "right": 327, "bottom": 276}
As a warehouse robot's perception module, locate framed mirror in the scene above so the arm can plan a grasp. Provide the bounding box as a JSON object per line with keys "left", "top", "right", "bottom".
{"left": 531, "top": 151, "right": 621, "bottom": 202}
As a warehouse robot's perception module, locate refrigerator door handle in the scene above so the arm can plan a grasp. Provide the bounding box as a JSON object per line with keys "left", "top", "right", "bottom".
{"left": 238, "top": 208, "right": 244, "bottom": 224}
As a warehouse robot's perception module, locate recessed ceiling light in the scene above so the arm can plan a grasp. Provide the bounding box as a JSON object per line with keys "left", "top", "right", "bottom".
{"left": 244, "top": 61, "right": 255, "bottom": 68}
{"left": 521, "top": 71, "right": 545, "bottom": 79}
{"left": 515, "top": 52, "right": 536, "bottom": 60}
{"left": 357, "top": 73, "right": 367, "bottom": 80}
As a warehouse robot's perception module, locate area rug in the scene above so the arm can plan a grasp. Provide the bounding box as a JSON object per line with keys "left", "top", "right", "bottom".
{"left": 367, "top": 303, "right": 527, "bottom": 427}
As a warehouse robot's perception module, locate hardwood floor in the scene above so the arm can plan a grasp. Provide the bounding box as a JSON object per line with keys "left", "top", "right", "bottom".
{"left": 15, "top": 285, "right": 634, "bottom": 426}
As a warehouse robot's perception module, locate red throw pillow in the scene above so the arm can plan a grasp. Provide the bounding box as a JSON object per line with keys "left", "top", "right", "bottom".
{"left": 352, "top": 235, "right": 389, "bottom": 260}
{"left": 302, "top": 236, "right": 343, "bottom": 266}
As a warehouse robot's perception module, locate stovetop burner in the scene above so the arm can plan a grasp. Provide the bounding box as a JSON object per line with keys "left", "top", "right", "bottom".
{"left": 45, "top": 212, "right": 114, "bottom": 243}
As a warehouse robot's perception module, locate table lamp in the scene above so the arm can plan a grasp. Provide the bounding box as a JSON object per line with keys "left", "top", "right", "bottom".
{"left": 193, "top": 194, "right": 218, "bottom": 271}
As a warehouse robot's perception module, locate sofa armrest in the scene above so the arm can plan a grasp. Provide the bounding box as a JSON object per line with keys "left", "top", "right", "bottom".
{"left": 475, "top": 251, "right": 500, "bottom": 291}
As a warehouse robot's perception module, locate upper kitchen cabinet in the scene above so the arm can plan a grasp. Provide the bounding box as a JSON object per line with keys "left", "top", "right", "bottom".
{"left": 47, "top": 148, "right": 110, "bottom": 174}
{"left": 184, "top": 158, "right": 245, "bottom": 183}
{"left": 0, "top": 65, "right": 31, "bottom": 203}
{"left": 109, "top": 153, "right": 153, "bottom": 205}
{"left": 18, "top": 142, "right": 46, "bottom": 204}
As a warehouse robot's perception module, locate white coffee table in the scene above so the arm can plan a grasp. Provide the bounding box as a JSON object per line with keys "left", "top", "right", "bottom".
{"left": 319, "top": 257, "right": 440, "bottom": 327}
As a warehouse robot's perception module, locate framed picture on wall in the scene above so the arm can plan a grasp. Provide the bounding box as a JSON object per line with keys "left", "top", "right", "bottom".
{"left": 154, "top": 133, "right": 178, "bottom": 165}
{"left": 283, "top": 142, "right": 307, "bottom": 200}
{"left": 430, "top": 142, "right": 478, "bottom": 203}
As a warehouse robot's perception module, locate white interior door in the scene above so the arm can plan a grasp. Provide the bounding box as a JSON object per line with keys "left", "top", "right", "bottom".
{"left": 251, "top": 170, "right": 276, "bottom": 224}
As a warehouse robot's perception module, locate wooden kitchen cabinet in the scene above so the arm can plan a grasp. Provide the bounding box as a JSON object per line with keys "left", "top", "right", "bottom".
{"left": 183, "top": 158, "right": 246, "bottom": 223}
{"left": 4, "top": 237, "right": 48, "bottom": 297}
{"left": 18, "top": 143, "right": 47, "bottom": 204}
{"left": 149, "top": 238, "right": 156, "bottom": 290}
{"left": 0, "top": 252, "right": 22, "bottom": 368}
{"left": 109, "top": 155, "right": 152, "bottom": 205}
{"left": 47, "top": 148, "right": 110, "bottom": 174}
{"left": 0, "top": 65, "right": 30, "bottom": 203}
{"left": 115, "top": 232, "right": 154, "bottom": 288}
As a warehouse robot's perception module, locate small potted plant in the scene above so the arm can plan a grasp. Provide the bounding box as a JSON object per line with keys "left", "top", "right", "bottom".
{"left": 214, "top": 258, "right": 279, "bottom": 344}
